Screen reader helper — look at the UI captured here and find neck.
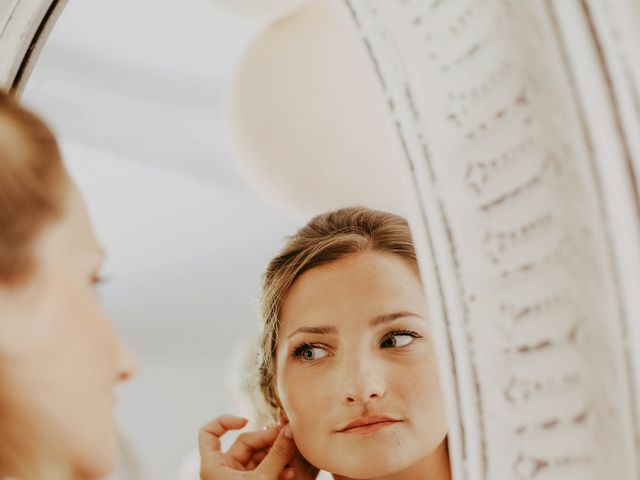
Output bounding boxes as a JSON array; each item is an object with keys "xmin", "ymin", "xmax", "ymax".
[{"xmin": 332, "ymin": 439, "xmax": 451, "ymax": 480}]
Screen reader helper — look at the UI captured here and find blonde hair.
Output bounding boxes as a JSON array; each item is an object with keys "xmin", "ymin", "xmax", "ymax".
[
  {"xmin": 0, "ymin": 90, "xmax": 70, "ymax": 479},
  {"xmin": 258, "ymin": 207, "xmax": 417, "ymax": 420},
  {"xmin": 0, "ymin": 89, "xmax": 68, "ymax": 284}
]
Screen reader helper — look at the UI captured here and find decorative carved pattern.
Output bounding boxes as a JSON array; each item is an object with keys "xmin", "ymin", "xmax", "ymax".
[{"xmin": 342, "ymin": 0, "xmax": 640, "ymax": 478}]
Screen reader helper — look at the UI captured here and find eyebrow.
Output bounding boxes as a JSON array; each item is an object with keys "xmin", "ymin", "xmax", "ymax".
[
  {"xmin": 286, "ymin": 326, "xmax": 338, "ymax": 339},
  {"xmin": 369, "ymin": 311, "xmax": 422, "ymax": 327},
  {"xmin": 286, "ymin": 311, "xmax": 422, "ymax": 339}
]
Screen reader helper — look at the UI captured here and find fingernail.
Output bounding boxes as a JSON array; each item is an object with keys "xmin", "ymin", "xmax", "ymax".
[{"xmin": 283, "ymin": 424, "xmax": 293, "ymax": 438}]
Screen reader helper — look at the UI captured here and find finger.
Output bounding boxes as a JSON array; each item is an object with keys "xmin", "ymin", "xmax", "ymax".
[
  {"xmin": 227, "ymin": 426, "xmax": 279, "ymax": 465},
  {"xmin": 279, "ymin": 466, "xmax": 296, "ymax": 480},
  {"xmin": 198, "ymin": 415, "xmax": 248, "ymax": 459},
  {"xmin": 245, "ymin": 448, "xmax": 269, "ymax": 470},
  {"xmin": 255, "ymin": 425, "xmax": 296, "ymax": 476},
  {"xmin": 250, "ymin": 449, "xmax": 269, "ymax": 465},
  {"xmin": 245, "ymin": 447, "xmax": 269, "ymax": 470}
]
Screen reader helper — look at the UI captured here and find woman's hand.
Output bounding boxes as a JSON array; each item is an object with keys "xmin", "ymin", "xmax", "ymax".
[{"xmin": 198, "ymin": 414, "xmax": 315, "ymax": 480}]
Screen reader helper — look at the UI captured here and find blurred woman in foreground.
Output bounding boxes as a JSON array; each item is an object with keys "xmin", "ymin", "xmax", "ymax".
[{"xmin": 0, "ymin": 90, "xmax": 136, "ymax": 479}]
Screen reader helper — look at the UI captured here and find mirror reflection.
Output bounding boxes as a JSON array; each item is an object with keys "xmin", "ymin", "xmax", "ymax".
[
  {"xmin": 254, "ymin": 208, "xmax": 449, "ymax": 479},
  {"xmin": 2, "ymin": 0, "xmax": 449, "ymax": 479}
]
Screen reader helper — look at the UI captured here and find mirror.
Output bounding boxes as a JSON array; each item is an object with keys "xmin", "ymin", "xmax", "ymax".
[{"xmin": 0, "ymin": 0, "xmax": 66, "ymax": 93}]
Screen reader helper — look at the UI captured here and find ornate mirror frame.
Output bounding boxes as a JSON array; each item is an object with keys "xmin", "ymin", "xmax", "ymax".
[
  {"xmin": 0, "ymin": 0, "xmax": 66, "ymax": 94},
  {"xmin": 340, "ymin": 1, "xmax": 640, "ymax": 479}
]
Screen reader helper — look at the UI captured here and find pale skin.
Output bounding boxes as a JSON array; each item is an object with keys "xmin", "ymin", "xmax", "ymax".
[
  {"xmin": 199, "ymin": 251, "xmax": 450, "ymax": 479},
  {"xmin": 0, "ymin": 182, "xmax": 136, "ymax": 479},
  {"xmin": 198, "ymin": 415, "xmax": 309, "ymax": 480}
]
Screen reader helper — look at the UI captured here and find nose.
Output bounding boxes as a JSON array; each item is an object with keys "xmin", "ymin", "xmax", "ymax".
[
  {"xmin": 339, "ymin": 351, "xmax": 386, "ymax": 405},
  {"xmin": 116, "ymin": 340, "xmax": 138, "ymax": 382}
]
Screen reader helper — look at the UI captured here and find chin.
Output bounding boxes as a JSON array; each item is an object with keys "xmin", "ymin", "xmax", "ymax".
[
  {"xmin": 332, "ymin": 461, "xmax": 407, "ymax": 479},
  {"xmin": 74, "ymin": 429, "xmax": 119, "ymax": 479},
  {"xmin": 75, "ymin": 451, "xmax": 117, "ymax": 480},
  {"xmin": 323, "ymin": 448, "xmax": 414, "ymax": 479}
]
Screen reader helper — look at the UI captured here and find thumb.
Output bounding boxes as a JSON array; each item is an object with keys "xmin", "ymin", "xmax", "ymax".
[{"xmin": 255, "ymin": 425, "xmax": 296, "ymax": 476}]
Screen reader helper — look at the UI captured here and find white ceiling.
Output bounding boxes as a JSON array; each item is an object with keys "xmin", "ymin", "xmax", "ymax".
[{"xmin": 24, "ymin": 0, "xmax": 263, "ymax": 183}]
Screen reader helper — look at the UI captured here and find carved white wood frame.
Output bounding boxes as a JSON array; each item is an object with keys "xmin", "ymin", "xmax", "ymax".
[
  {"xmin": 340, "ymin": 1, "xmax": 640, "ymax": 479},
  {"xmin": 0, "ymin": 0, "xmax": 66, "ymax": 94}
]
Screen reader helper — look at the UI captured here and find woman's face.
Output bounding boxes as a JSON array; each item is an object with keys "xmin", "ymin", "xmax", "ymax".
[
  {"xmin": 275, "ymin": 251, "xmax": 447, "ymax": 478},
  {"xmin": 0, "ymin": 184, "xmax": 136, "ymax": 478}
]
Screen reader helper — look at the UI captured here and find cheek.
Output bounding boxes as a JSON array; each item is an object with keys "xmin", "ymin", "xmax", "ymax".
[
  {"xmin": 397, "ymin": 355, "xmax": 441, "ymax": 399},
  {"xmin": 37, "ymin": 279, "xmax": 115, "ymax": 387},
  {"xmin": 277, "ymin": 365, "xmax": 337, "ymax": 469},
  {"xmin": 399, "ymin": 354, "xmax": 448, "ymax": 441},
  {"xmin": 57, "ymin": 288, "xmax": 116, "ymax": 377},
  {"xmin": 278, "ymin": 364, "xmax": 331, "ymax": 432},
  {"xmin": 43, "ymin": 285, "xmax": 120, "ymax": 472}
]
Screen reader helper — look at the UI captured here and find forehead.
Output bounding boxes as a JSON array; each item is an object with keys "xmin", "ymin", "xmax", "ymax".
[
  {"xmin": 64, "ymin": 186, "xmax": 100, "ymax": 248},
  {"xmin": 34, "ymin": 184, "xmax": 102, "ymax": 267},
  {"xmin": 279, "ymin": 251, "xmax": 426, "ymax": 333}
]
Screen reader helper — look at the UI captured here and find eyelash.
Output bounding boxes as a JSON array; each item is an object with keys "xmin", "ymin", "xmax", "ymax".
[
  {"xmin": 92, "ymin": 274, "xmax": 109, "ymax": 286},
  {"xmin": 291, "ymin": 330, "xmax": 422, "ymax": 362},
  {"xmin": 380, "ymin": 329, "xmax": 421, "ymax": 347},
  {"xmin": 291, "ymin": 342, "xmax": 316, "ymax": 359}
]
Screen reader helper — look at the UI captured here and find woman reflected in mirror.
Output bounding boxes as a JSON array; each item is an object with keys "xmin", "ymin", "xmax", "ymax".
[
  {"xmin": 200, "ymin": 207, "xmax": 450, "ymax": 479},
  {"xmin": 0, "ymin": 91, "xmax": 137, "ymax": 479}
]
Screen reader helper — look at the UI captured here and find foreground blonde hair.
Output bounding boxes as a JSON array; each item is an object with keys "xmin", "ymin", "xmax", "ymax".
[
  {"xmin": 0, "ymin": 90, "xmax": 68, "ymax": 283},
  {"xmin": 0, "ymin": 90, "xmax": 69, "ymax": 479},
  {"xmin": 258, "ymin": 207, "xmax": 418, "ymax": 420}
]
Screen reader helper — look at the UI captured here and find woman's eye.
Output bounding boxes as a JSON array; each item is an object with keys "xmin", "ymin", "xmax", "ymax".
[
  {"xmin": 91, "ymin": 273, "xmax": 108, "ymax": 286},
  {"xmin": 380, "ymin": 332, "xmax": 417, "ymax": 348},
  {"xmin": 294, "ymin": 345, "xmax": 328, "ymax": 361}
]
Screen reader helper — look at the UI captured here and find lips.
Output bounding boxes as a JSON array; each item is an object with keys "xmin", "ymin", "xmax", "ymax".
[{"xmin": 337, "ymin": 415, "xmax": 402, "ymax": 433}]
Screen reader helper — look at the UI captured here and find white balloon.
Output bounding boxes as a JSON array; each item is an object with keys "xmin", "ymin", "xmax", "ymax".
[
  {"xmin": 227, "ymin": 0, "xmax": 411, "ymax": 218},
  {"xmin": 207, "ymin": 0, "xmax": 308, "ymax": 22}
]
